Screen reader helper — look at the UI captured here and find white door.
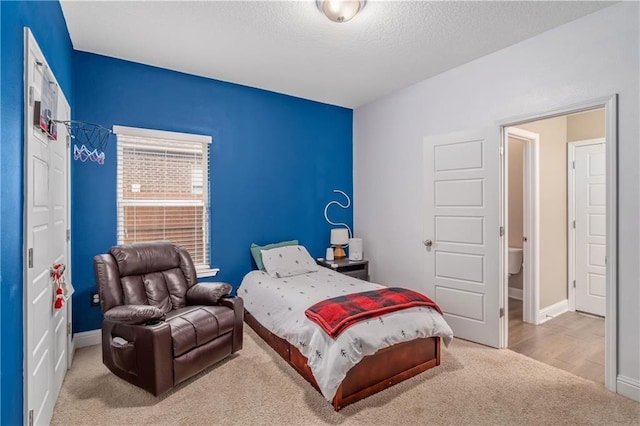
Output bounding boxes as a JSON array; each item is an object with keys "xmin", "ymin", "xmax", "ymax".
[
  {"xmin": 570, "ymin": 139, "xmax": 606, "ymax": 317},
  {"xmin": 423, "ymin": 128, "xmax": 501, "ymax": 348},
  {"xmin": 24, "ymin": 29, "xmax": 71, "ymax": 426}
]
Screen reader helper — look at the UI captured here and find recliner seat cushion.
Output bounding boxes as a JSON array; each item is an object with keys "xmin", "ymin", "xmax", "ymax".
[{"xmin": 166, "ymin": 306, "xmax": 235, "ymax": 357}]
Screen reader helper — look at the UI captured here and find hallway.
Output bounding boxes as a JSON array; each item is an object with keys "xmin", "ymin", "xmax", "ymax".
[{"xmin": 508, "ymin": 298, "xmax": 605, "ymax": 385}]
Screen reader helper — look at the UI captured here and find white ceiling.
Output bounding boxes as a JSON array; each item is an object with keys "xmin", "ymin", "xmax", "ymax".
[{"xmin": 60, "ymin": 1, "xmax": 614, "ymax": 108}]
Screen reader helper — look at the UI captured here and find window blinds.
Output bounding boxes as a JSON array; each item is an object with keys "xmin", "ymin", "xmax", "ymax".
[{"xmin": 116, "ymin": 132, "xmax": 210, "ymax": 269}]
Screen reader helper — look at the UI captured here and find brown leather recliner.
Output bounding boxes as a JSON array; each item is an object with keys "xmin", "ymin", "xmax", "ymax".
[{"xmin": 93, "ymin": 241, "xmax": 243, "ymax": 396}]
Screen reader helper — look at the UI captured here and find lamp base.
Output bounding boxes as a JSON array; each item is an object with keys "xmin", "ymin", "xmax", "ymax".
[{"xmin": 334, "ymin": 246, "xmax": 346, "ymax": 259}]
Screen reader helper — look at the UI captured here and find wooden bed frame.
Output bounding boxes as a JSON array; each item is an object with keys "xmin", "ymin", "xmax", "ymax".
[{"xmin": 244, "ymin": 310, "xmax": 441, "ymax": 410}]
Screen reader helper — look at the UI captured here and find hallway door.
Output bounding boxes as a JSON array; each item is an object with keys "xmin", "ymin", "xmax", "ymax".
[{"xmin": 570, "ymin": 139, "xmax": 606, "ymax": 317}]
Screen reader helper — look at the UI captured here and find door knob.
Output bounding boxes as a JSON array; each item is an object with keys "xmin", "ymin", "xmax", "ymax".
[{"xmin": 423, "ymin": 239, "xmax": 433, "ymax": 248}]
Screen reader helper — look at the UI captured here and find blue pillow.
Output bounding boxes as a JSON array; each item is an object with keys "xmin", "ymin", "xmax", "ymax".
[{"xmin": 250, "ymin": 240, "xmax": 298, "ymax": 270}]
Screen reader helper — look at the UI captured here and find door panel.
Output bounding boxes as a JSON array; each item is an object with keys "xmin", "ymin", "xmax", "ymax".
[
  {"xmin": 424, "ymin": 128, "xmax": 500, "ymax": 348},
  {"xmin": 435, "ymin": 216, "xmax": 484, "ymax": 245},
  {"xmin": 436, "ymin": 251, "xmax": 484, "ymax": 282},
  {"xmin": 435, "ymin": 179, "xmax": 483, "ymax": 206},
  {"xmin": 434, "ymin": 140, "xmax": 484, "ymax": 171},
  {"xmin": 435, "ymin": 287, "xmax": 485, "ymax": 321},
  {"xmin": 574, "ymin": 141, "xmax": 606, "ymax": 316}
]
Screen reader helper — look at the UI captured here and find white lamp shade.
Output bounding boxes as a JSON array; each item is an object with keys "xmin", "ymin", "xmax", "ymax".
[{"xmin": 330, "ymin": 228, "xmax": 349, "ymax": 245}]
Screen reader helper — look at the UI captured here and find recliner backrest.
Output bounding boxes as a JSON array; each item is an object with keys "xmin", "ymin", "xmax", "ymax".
[{"xmin": 95, "ymin": 241, "xmax": 198, "ymax": 314}]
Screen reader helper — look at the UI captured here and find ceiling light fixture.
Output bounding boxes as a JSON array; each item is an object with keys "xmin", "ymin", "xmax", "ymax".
[{"xmin": 316, "ymin": 0, "xmax": 366, "ymax": 23}]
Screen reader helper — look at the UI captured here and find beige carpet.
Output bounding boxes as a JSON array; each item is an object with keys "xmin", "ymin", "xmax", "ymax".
[{"xmin": 52, "ymin": 327, "xmax": 639, "ymax": 425}]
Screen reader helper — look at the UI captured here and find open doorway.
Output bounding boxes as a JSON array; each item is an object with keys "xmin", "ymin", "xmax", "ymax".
[{"xmin": 504, "ymin": 107, "xmax": 608, "ymax": 386}]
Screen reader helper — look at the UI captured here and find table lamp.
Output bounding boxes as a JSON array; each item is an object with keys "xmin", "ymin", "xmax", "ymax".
[{"xmin": 330, "ymin": 228, "xmax": 349, "ymax": 258}]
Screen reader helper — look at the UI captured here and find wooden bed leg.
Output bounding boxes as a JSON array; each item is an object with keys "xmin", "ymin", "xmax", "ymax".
[
  {"xmin": 333, "ymin": 384, "xmax": 343, "ymax": 411},
  {"xmin": 436, "ymin": 338, "xmax": 441, "ymax": 366}
]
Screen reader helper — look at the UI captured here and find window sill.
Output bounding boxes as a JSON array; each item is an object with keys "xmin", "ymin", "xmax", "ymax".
[{"xmin": 196, "ymin": 268, "xmax": 220, "ymax": 278}]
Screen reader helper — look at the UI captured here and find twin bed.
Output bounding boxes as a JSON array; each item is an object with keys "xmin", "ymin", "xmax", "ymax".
[{"xmin": 239, "ymin": 244, "xmax": 453, "ymax": 410}]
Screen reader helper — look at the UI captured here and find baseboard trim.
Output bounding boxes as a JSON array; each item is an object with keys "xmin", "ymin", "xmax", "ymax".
[
  {"xmin": 508, "ymin": 287, "xmax": 523, "ymax": 301},
  {"xmin": 69, "ymin": 337, "xmax": 75, "ymax": 360},
  {"xmin": 538, "ymin": 299, "xmax": 569, "ymax": 324},
  {"xmin": 74, "ymin": 329, "xmax": 101, "ymax": 348},
  {"xmin": 617, "ymin": 375, "xmax": 640, "ymax": 402}
]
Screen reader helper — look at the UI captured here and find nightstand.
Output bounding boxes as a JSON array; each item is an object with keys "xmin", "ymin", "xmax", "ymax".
[{"xmin": 317, "ymin": 258, "xmax": 369, "ymax": 281}]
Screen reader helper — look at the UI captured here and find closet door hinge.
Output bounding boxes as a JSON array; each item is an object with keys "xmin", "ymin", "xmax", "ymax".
[
  {"xmin": 499, "ymin": 226, "xmax": 504, "ymax": 237},
  {"xmin": 67, "ymin": 322, "xmax": 71, "ymax": 336},
  {"xmin": 28, "ymin": 248, "xmax": 34, "ymax": 268},
  {"xmin": 66, "ymin": 229, "xmax": 70, "ymax": 242},
  {"xmin": 572, "ymin": 220, "xmax": 576, "ymax": 229},
  {"xmin": 28, "ymin": 409, "xmax": 34, "ymax": 426},
  {"xmin": 573, "ymin": 280, "xmax": 576, "ymax": 288},
  {"xmin": 500, "ymin": 307, "xmax": 505, "ymax": 318},
  {"xmin": 572, "ymin": 161, "xmax": 575, "ymax": 169}
]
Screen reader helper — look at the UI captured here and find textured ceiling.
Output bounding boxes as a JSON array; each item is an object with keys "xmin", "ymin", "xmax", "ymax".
[{"xmin": 60, "ymin": 1, "xmax": 614, "ymax": 108}]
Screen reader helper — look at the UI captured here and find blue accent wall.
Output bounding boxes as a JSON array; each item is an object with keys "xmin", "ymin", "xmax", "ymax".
[
  {"xmin": 0, "ymin": 1, "xmax": 4, "ymax": 418},
  {"xmin": 0, "ymin": 1, "xmax": 74, "ymax": 424},
  {"xmin": 72, "ymin": 52, "xmax": 353, "ymax": 333}
]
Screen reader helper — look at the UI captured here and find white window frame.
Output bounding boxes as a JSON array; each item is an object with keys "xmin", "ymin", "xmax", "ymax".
[{"xmin": 113, "ymin": 125, "xmax": 218, "ymax": 278}]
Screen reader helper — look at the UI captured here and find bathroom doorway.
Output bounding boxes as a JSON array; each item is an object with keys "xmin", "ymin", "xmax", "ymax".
[
  {"xmin": 504, "ymin": 107, "xmax": 608, "ymax": 386},
  {"xmin": 504, "ymin": 127, "xmax": 539, "ymax": 325}
]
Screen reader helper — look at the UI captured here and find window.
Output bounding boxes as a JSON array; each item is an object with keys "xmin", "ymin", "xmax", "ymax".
[{"xmin": 115, "ymin": 126, "xmax": 215, "ymax": 275}]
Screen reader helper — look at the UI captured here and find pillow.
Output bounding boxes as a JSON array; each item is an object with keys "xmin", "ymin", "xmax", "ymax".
[
  {"xmin": 261, "ymin": 245, "xmax": 319, "ymax": 278},
  {"xmin": 250, "ymin": 239, "xmax": 298, "ymax": 270}
]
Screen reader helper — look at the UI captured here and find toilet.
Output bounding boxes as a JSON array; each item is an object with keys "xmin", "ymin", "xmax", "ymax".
[{"xmin": 508, "ymin": 247, "xmax": 523, "ymax": 276}]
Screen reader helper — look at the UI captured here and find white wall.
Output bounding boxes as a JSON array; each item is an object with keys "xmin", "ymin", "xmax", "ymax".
[
  {"xmin": 507, "ymin": 137, "xmax": 523, "ymax": 292},
  {"xmin": 354, "ymin": 2, "xmax": 638, "ymax": 398},
  {"xmin": 508, "ymin": 137, "xmax": 524, "ymax": 250},
  {"xmin": 567, "ymin": 108, "xmax": 605, "ymax": 142},
  {"xmin": 518, "ymin": 116, "xmax": 569, "ymax": 309}
]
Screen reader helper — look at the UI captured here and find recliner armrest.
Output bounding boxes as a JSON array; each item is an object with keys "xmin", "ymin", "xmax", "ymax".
[
  {"xmin": 218, "ymin": 295, "xmax": 243, "ymax": 312},
  {"xmin": 219, "ymin": 296, "xmax": 243, "ymax": 353},
  {"xmin": 104, "ymin": 305, "xmax": 165, "ymax": 325},
  {"xmin": 102, "ymin": 318, "xmax": 173, "ymax": 396},
  {"xmin": 186, "ymin": 282, "xmax": 232, "ymax": 306}
]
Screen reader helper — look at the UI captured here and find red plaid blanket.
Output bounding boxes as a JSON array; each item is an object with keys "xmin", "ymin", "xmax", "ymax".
[{"xmin": 305, "ymin": 287, "xmax": 443, "ymax": 339}]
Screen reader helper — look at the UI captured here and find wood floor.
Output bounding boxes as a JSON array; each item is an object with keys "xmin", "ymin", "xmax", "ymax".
[{"xmin": 508, "ymin": 298, "xmax": 605, "ymax": 385}]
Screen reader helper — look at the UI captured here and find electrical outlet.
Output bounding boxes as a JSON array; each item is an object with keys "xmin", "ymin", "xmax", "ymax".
[{"xmin": 90, "ymin": 291, "xmax": 100, "ymax": 307}]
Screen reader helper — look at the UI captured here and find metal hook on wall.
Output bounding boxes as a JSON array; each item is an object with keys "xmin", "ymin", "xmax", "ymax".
[{"xmin": 324, "ymin": 189, "xmax": 352, "ymax": 238}]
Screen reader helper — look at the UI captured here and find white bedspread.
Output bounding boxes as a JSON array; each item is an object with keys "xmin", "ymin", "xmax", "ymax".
[{"xmin": 238, "ymin": 268, "xmax": 454, "ymax": 401}]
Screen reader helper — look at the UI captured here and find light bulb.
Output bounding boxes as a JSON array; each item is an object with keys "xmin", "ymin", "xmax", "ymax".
[{"xmin": 317, "ymin": 0, "xmax": 366, "ymax": 23}]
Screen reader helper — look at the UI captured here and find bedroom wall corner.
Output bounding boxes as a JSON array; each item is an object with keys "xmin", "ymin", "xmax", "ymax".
[
  {"xmin": 71, "ymin": 52, "xmax": 353, "ymax": 334},
  {"xmin": 353, "ymin": 1, "xmax": 639, "ymax": 395}
]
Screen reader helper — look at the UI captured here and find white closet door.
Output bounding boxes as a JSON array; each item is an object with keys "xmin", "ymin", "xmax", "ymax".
[{"xmin": 24, "ymin": 28, "xmax": 71, "ymax": 426}]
